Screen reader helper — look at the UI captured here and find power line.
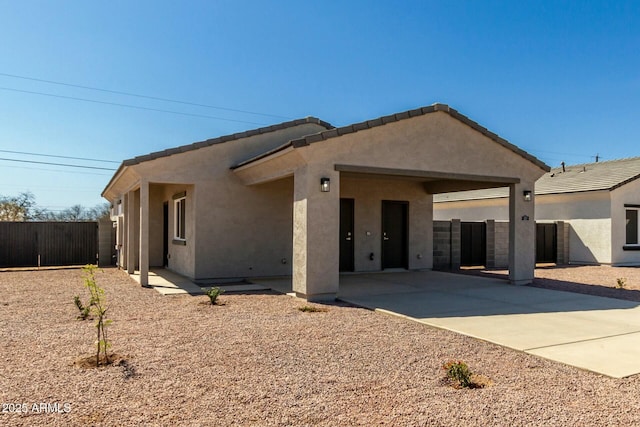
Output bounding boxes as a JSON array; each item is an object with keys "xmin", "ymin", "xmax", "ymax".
[
  {"xmin": 1, "ymin": 164, "xmax": 112, "ymax": 176},
  {"xmin": 0, "ymin": 71, "xmax": 292, "ymax": 120},
  {"xmin": 0, "ymin": 149, "xmax": 119, "ymax": 164},
  {"xmin": 0, "ymin": 86, "xmax": 269, "ymax": 125},
  {"xmin": 0, "ymin": 157, "xmax": 116, "ymax": 171}
]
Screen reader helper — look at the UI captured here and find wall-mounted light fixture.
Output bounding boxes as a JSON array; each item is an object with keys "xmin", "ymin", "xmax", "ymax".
[
  {"xmin": 523, "ymin": 190, "xmax": 532, "ymax": 201},
  {"xmin": 320, "ymin": 177, "xmax": 330, "ymax": 192}
]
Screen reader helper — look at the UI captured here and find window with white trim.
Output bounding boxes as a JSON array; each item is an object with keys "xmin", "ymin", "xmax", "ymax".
[
  {"xmin": 174, "ymin": 193, "xmax": 186, "ymax": 241},
  {"xmin": 627, "ymin": 208, "xmax": 639, "ymax": 245}
]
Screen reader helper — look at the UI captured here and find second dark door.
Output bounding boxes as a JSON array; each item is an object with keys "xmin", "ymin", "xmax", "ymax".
[
  {"xmin": 461, "ymin": 222, "xmax": 486, "ymax": 267},
  {"xmin": 382, "ymin": 201, "xmax": 408, "ymax": 269},
  {"xmin": 536, "ymin": 223, "xmax": 557, "ymax": 263},
  {"xmin": 163, "ymin": 202, "xmax": 169, "ymax": 267},
  {"xmin": 340, "ymin": 198, "xmax": 355, "ymax": 272}
]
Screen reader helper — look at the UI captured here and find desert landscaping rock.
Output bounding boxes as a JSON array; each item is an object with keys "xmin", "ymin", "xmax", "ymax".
[{"xmin": 1, "ymin": 267, "xmax": 640, "ymax": 426}]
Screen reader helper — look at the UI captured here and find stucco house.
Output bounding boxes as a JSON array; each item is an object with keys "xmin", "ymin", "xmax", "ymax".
[
  {"xmin": 102, "ymin": 103, "xmax": 549, "ymax": 301},
  {"xmin": 434, "ymin": 157, "xmax": 640, "ymax": 266}
]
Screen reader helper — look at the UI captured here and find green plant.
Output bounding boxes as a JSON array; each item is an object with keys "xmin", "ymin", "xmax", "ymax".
[
  {"xmin": 616, "ymin": 278, "xmax": 627, "ymax": 289},
  {"xmin": 82, "ymin": 264, "xmax": 112, "ymax": 366},
  {"xmin": 203, "ymin": 287, "xmax": 224, "ymax": 305},
  {"xmin": 73, "ymin": 295, "xmax": 90, "ymax": 320},
  {"xmin": 298, "ymin": 305, "xmax": 328, "ymax": 313},
  {"xmin": 443, "ymin": 360, "xmax": 473, "ymax": 388}
]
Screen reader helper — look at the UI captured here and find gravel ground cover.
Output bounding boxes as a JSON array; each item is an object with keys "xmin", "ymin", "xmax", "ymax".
[{"xmin": 1, "ymin": 267, "xmax": 640, "ymax": 426}]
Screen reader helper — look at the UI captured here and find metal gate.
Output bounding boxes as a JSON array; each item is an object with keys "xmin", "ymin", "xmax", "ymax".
[
  {"xmin": 461, "ymin": 222, "xmax": 486, "ymax": 267},
  {"xmin": 0, "ymin": 222, "xmax": 98, "ymax": 267},
  {"xmin": 536, "ymin": 223, "xmax": 557, "ymax": 263}
]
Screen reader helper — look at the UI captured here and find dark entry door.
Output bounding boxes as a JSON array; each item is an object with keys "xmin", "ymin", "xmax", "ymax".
[
  {"xmin": 536, "ymin": 223, "xmax": 557, "ymax": 263},
  {"xmin": 382, "ymin": 201, "xmax": 408, "ymax": 269},
  {"xmin": 163, "ymin": 202, "xmax": 169, "ymax": 267},
  {"xmin": 461, "ymin": 222, "xmax": 486, "ymax": 267},
  {"xmin": 340, "ymin": 198, "xmax": 355, "ymax": 272}
]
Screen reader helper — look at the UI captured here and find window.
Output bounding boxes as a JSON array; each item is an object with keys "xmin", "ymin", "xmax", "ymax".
[
  {"xmin": 173, "ymin": 192, "xmax": 186, "ymax": 242},
  {"xmin": 627, "ymin": 209, "xmax": 639, "ymax": 245}
]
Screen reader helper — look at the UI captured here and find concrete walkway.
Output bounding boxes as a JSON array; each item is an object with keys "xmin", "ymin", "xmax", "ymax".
[
  {"xmin": 254, "ymin": 270, "xmax": 640, "ymax": 378},
  {"xmin": 129, "ymin": 269, "xmax": 269, "ymax": 295}
]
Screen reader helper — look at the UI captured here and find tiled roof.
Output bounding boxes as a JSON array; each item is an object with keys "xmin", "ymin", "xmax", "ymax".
[
  {"xmin": 122, "ymin": 117, "xmax": 333, "ymax": 167},
  {"xmin": 102, "ymin": 116, "xmax": 333, "ymax": 198},
  {"xmin": 434, "ymin": 157, "xmax": 640, "ymax": 202},
  {"xmin": 233, "ymin": 103, "xmax": 550, "ymax": 171}
]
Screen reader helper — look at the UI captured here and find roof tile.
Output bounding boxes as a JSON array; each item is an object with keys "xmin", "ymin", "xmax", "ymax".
[{"xmin": 434, "ymin": 157, "xmax": 640, "ymax": 202}]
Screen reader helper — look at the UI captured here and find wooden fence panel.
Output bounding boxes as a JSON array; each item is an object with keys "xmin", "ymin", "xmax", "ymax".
[{"xmin": 0, "ymin": 222, "xmax": 98, "ymax": 268}]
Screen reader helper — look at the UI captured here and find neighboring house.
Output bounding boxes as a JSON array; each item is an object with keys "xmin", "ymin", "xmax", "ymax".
[
  {"xmin": 102, "ymin": 103, "xmax": 549, "ymax": 301},
  {"xmin": 434, "ymin": 157, "xmax": 640, "ymax": 266}
]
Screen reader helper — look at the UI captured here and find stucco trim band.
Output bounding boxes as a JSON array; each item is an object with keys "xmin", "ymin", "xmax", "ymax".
[{"xmin": 334, "ymin": 164, "xmax": 521, "ymax": 184}]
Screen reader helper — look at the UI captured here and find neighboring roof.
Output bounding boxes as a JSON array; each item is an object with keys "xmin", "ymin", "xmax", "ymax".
[
  {"xmin": 434, "ymin": 156, "xmax": 640, "ymax": 202},
  {"xmin": 233, "ymin": 103, "xmax": 550, "ymax": 172},
  {"xmin": 102, "ymin": 116, "xmax": 333, "ymax": 197}
]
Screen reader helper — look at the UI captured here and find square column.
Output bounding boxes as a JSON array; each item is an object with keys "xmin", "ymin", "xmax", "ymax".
[
  {"xmin": 292, "ymin": 166, "xmax": 340, "ymax": 301},
  {"xmin": 508, "ymin": 182, "xmax": 536, "ymax": 284},
  {"xmin": 139, "ymin": 180, "xmax": 150, "ymax": 287},
  {"xmin": 126, "ymin": 190, "xmax": 137, "ymax": 274},
  {"xmin": 121, "ymin": 196, "xmax": 128, "ymax": 270}
]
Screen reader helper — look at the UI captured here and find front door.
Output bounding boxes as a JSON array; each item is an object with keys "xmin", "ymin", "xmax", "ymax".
[
  {"xmin": 339, "ymin": 198, "xmax": 355, "ymax": 272},
  {"xmin": 382, "ymin": 201, "xmax": 408, "ymax": 269},
  {"xmin": 163, "ymin": 202, "xmax": 169, "ymax": 267}
]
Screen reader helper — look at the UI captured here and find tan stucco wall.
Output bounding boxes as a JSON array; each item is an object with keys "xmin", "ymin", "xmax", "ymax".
[
  {"xmin": 434, "ymin": 197, "xmax": 510, "ymax": 221},
  {"xmin": 299, "ymin": 113, "xmax": 543, "ymax": 185},
  {"xmin": 341, "ymin": 176, "xmax": 433, "ymax": 271},
  {"xmin": 611, "ymin": 179, "xmax": 640, "ymax": 265},
  {"xmin": 109, "ymin": 123, "xmax": 326, "ymax": 280}
]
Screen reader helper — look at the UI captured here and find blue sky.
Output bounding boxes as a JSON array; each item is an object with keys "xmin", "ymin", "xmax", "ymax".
[{"xmin": 1, "ymin": 1, "xmax": 639, "ymax": 210}]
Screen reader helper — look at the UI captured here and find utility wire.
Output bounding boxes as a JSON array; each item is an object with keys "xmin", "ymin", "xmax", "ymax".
[
  {"xmin": 0, "ymin": 157, "xmax": 116, "ymax": 171},
  {"xmin": 1, "ymin": 164, "xmax": 112, "ymax": 176},
  {"xmin": 0, "ymin": 86, "xmax": 269, "ymax": 125},
  {"xmin": 0, "ymin": 72, "xmax": 292, "ymax": 120},
  {"xmin": 0, "ymin": 149, "xmax": 119, "ymax": 164}
]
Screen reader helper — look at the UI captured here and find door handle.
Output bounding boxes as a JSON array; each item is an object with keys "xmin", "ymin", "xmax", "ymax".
[
  {"xmin": 346, "ymin": 232, "xmax": 352, "ymax": 241},
  {"xmin": 383, "ymin": 232, "xmax": 389, "ymax": 241}
]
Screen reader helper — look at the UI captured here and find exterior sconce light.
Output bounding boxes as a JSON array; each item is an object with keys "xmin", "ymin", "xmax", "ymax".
[
  {"xmin": 320, "ymin": 177, "xmax": 330, "ymax": 192},
  {"xmin": 523, "ymin": 190, "xmax": 532, "ymax": 201}
]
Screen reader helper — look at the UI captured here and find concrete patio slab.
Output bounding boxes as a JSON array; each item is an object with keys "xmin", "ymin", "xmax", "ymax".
[
  {"xmin": 527, "ymin": 332, "xmax": 640, "ymax": 378},
  {"xmin": 331, "ymin": 271, "xmax": 640, "ymax": 378}
]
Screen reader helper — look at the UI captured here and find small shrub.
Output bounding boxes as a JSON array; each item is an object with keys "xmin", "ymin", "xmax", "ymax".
[
  {"xmin": 616, "ymin": 278, "xmax": 627, "ymax": 289},
  {"xmin": 203, "ymin": 287, "xmax": 224, "ymax": 305},
  {"xmin": 298, "ymin": 305, "xmax": 328, "ymax": 313},
  {"xmin": 443, "ymin": 360, "xmax": 473, "ymax": 388},
  {"xmin": 82, "ymin": 265, "xmax": 112, "ymax": 366},
  {"xmin": 73, "ymin": 295, "xmax": 90, "ymax": 320}
]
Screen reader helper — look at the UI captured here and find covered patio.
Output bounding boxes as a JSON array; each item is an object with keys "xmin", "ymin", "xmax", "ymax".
[{"xmin": 232, "ymin": 104, "xmax": 548, "ymax": 301}]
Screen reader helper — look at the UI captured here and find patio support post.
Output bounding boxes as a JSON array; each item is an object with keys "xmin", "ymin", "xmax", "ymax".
[
  {"xmin": 126, "ymin": 190, "xmax": 136, "ymax": 274},
  {"xmin": 139, "ymin": 180, "xmax": 150, "ymax": 287},
  {"xmin": 121, "ymin": 194, "xmax": 128, "ymax": 270},
  {"xmin": 292, "ymin": 165, "xmax": 340, "ymax": 301},
  {"xmin": 508, "ymin": 182, "xmax": 536, "ymax": 285}
]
